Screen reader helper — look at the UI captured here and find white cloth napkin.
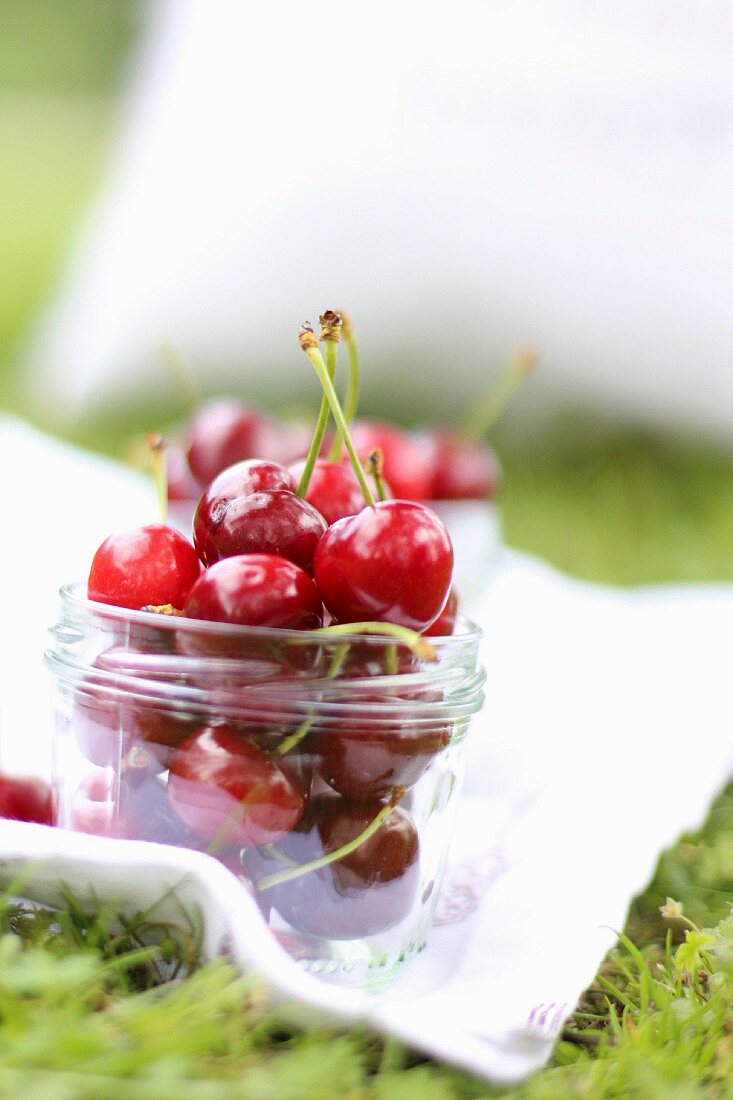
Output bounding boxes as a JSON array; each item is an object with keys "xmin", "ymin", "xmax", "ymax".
[
  {"xmin": 24, "ymin": 0, "xmax": 733, "ymax": 436},
  {"xmin": 1, "ymin": 415, "xmax": 731, "ymax": 1084}
]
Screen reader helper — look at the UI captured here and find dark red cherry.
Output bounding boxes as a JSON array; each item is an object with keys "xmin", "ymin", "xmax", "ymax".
[
  {"xmin": 246, "ymin": 795, "xmax": 419, "ymax": 939},
  {"xmin": 196, "ymin": 458, "xmax": 296, "ymax": 519},
  {"xmin": 185, "ymin": 399, "xmax": 285, "ymax": 486},
  {"xmin": 194, "ymin": 489, "xmax": 326, "ymax": 572},
  {"xmin": 288, "ymin": 458, "xmax": 372, "ymax": 526},
  {"xmin": 168, "ymin": 726, "xmax": 305, "ymax": 846},
  {"xmin": 313, "ymin": 500, "xmax": 453, "ymax": 631},
  {"xmin": 428, "ymin": 431, "xmax": 501, "ymax": 500},
  {"xmin": 74, "ymin": 674, "xmax": 198, "ymax": 770},
  {"xmin": 0, "ymin": 775, "xmax": 55, "ymax": 825},
  {"xmin": 166, "ymin": 443, "xmax": 201, "ymax": 502},
  {"xmin": 351, "ymin": 421, "xmax": 434, "ymax": 501},
  {"xmin": 313, "ymin": 703, "xmax": 451, "ymax": 800},
  {"xmin": 422, "ymin": 587, "xmax": 458, "ymax": 637},
  {"xmin": 88, "ymin": 525, "xmax": 201, "ymax": 610},
  {"xmin": 184, "ymin": 554, "xmax": 323, "ymax": 630}
]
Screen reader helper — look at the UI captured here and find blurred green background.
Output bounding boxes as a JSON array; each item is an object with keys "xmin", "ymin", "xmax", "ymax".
[{"xmin": 1, "ymin": 0, "xmax": 732, "ymax": 588}]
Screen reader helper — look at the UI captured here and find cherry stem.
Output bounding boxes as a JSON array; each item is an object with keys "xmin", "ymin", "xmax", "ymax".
[
  {"xmin": 259, "ymin": 844, "xmax": 297, "ymax": 868},
  {"xmin": 317, "ymin": 621, "xmax": 437, "ymax": 662},
  {"xmin": 158, "ymin": 341, "xmax": 200, "ymax": 414},
  {"xmin": 461, "ymin": 346, "xmax": 538, "ymax": 442},
  {"xmin": 326, "ymin": 641, "xmax": 351, "ymax": 679},
  {"xmin": 296, "ymin": 314, "xmax": 341, "ymax": 498},
  {"xmin": 366, "ymin": 449, "xmax": 388, "ymax": 502},
  {"xmin": 327, "ymin": 310, "xmax": 360, "ymax": 462},
  {"xmin": 256, "ymin": 789, "xmax": 404, "ymax": 892},
  {"xmin": 299, "ymin": 322, "xmax": 375, "ymax": 507},
  {"xmin": 148, "ymin": 434, "xmax": 168, "ymax": 524},
  {"xmin": 273, "ymin": 716, "xmax": 314, "ymax": 757}
]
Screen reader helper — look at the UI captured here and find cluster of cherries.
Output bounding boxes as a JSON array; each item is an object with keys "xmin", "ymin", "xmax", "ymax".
[
  {"xmin": 5, "ymin": 313, "xmax": 524, "ymax": 941},
  {"xmin": 71, "ymin": 313, "xmax": 468, "ymax": 940},
  {"xmin": 166, "ymin": 319, "xmax": 535, "ymax": 508}
]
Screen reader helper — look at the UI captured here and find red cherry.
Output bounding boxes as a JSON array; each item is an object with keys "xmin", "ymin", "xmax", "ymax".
[
  {"xmin": 313, "ymin": 500, "xmax": 453, "ymax": 631},
  {"xmin": 166, "ymin": 443, "xmax": 201, "ymax": 502},
  {"xmin": 0, "ymin": 775, "xmax": 55, "ymax": 825},
  {"xmin": 184, "ymin": 554, "xmax": 323, "ymax": 630},
  {"xmin": 428, "ymin": 431, "xmax": 501, "ymax": 500},
  {"xmin": 422, "ymin": 587, "xmax": 458, "ymax": 637},
  {"xmin": 288, "ymin": 458, "xmax": 375, "ymax": 526},
  {"xmin": 88, "ymin": 525, "xmax": 201, "ymax": 610},
  {"xmin": 194, "ymin": 489, "xmax": 326, "ymax": 573},
  {"xmin": 185, "ymin": 399, "xmax": 285, "ymax": 486},
  {"xmin": 74, "ymin": 659, "xmax": 199, "ymax": 770},
  {"xmin": 168, "ymin": 726, "xmax": 305, "ymax": 846},
  {"xmin": 313, "ymin": 699, "xmax": 451, "ymax": 800},
  {"xmin": 245, "ymin": 795, "xmax": 420, "ymax": 939},
  {"xmin": 350, "ymin": 421, "xmax": 434, "ymax": 501}
]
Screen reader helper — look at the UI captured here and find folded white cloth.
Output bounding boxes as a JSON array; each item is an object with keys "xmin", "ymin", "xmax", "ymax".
[{"xmin": 1, "ymin": 417, "xmax": 731, "ymax": 1083}]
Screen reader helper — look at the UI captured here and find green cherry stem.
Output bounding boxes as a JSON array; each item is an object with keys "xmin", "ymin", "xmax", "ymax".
[
  {"xmin": 272, "ymin": 717, "xmax": 314, "ymax": 758},
  {"xmin": 158, "ymin": 341, "xmax": 200, "ymax": 414},
  {"xmin": 296, "ymin": 312, "xmax": 342, "ymax": 498},
  {"xmin": 366, "ymin": 449, "xmax": 388, "ymax": 502},
  {"xmin": 148, "ymin": 434, "xmax": 168, "ymax": 524},
  {"xmin": 327, "ymin": 309, "xmax": 360, "ymax": 462},
  {"xmin": 317, "ymin": 621, "xmax": 437, "ymax": 662},
  {"xmin": 299, "ymin": 322, "xmax": 375, "ymax": 507},
  {"xmin": 256, "ymin": 788, "xmax": 405, "ymax": 893},
  {"xmin": 461, "ymin": 346, "xmax": 538, "ymax": 443}
]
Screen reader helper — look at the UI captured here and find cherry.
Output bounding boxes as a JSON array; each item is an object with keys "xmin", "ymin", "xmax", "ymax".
[
  {"xmin": 350, "ymin": 421, "xmax": 434, "ymax": 501},
  {"xmin": 246, "ymin": 795, "xmax": 420, "ymax": 939},
  {"xmin": 422, "ymin": 587, "xmax": 458, "ymax": 637},
  {"xmin": 184, "ymin": 554, "xmax": 323, "ymax": 630},
  {"xmin": 428, "ymin": 431, "xmax": 500, "ymax": 501},
  {"xmin": 194, "ymin": 489, "xmax": 326, "ymax": 573},
  {"xmin": 167, "ymin": 726, "xmax": 305, "ymax": 846},
  {"xmin": 0, "ymin": 775, "xmax": 55, "ymax": 825},
  {"xmin": 166, "ymin": 442, "xmax": 201, "ymax": 502},
  {"xmin": 185, "ymin": 399, "xmax": 286, "ymax": 486},
  {"xmin": 196, "ymin": 458, "xmax": 296, "ymax": 517},
  {"xmin": 88, "ymin": 525, "xmax": 201, "ymax": 610},
  {"xmin": 313, "ymin": 701, "xmax": 451, "ymax": 800},
  {"xmin": 313, "ymin": 500, "xmax": 453, "ymax": 631},
  {"xmin": 74, "ymin": 664, "xmax": 198, "ymax": 769},
  {"xmin": 288, "ymin": 458, "xmax": 370, "ymax": 526}
]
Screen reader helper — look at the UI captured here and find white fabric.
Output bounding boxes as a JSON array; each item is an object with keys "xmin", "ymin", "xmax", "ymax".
[
  {"xmin": 23, "ymin": 0, "xmax": 733, "ymax": 435},
  {"xmin": 1, "ymin": 416, "xmax": 731, "ymax": 1083}
]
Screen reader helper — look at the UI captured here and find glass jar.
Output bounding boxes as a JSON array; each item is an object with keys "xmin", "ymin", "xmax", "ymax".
[{"xmin": 47, "ymin": 583, "xmax": 485, "ymax": 990}]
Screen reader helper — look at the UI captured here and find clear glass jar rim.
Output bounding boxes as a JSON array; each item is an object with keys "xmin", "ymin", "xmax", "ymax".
[{"xmin": 59, "ymin": 582, "xmax": 483, "ymax": 650}]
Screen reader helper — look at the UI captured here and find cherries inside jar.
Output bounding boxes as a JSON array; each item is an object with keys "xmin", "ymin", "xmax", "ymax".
[{"xmin": 48, "ymin": 584, "xmax": 484, "ymax": 989}]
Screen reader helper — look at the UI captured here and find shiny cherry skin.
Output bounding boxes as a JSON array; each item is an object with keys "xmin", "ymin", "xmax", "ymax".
[
  {"xmin": 194, "ymin": 489, "xmax": 326, "ymax": 573},
  {"xmin": 166, "ymin": 443, "xmax": 201, "ymax": 502},
  {"xmin": 288, "ymin": 458, "xmax": 379, "ymax": 526},
  {"xmin": 0, "ymin": 775, "xmax": 55, "ymax": 825},
  {"xmin": 313, "ymin": 500, "xmax": 453, "ymax": 631},
  {"xmin": 422, "ymin": 587, "xmax": 458, "ymax": 637},
  {"xmin": 185, "ymin": 399, "xmax": 286, "ymax": 486},
  {"xmin": 428, "ymin": 431, "xmax": 501, "ymax": 500},
  {"xmin": 350, "ymin": 420, "xmax": 434, "ymax": 501},
  {"xmin": 193, "ymin": 459, "xmax": 307, "ymax": 567},
  {"xmin": 88, "ymin": 525, "xmax": 201, "ymax": 610},
  {"xmin": 74, "ymin": 659, "xmax": 199, "ymax": 770},
  {"xmin": 184, "ymin": 554, "xmax": 323, "ymax": 630},
  {"xmin": 245, "ymin": 795, "xmax": 420, "ymax": 939},
  {"xmin": 168, "ymin": 726, "xmax": 305, "ymax": 847},
  {"xmin": 313, "ymin": 701, "xmax": 451, "ymax": 800}
]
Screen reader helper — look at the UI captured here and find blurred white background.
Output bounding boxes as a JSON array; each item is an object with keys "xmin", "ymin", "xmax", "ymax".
[{"xmin": 22, "ymin": 0, "xmax": 733, "ymax": 433}]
